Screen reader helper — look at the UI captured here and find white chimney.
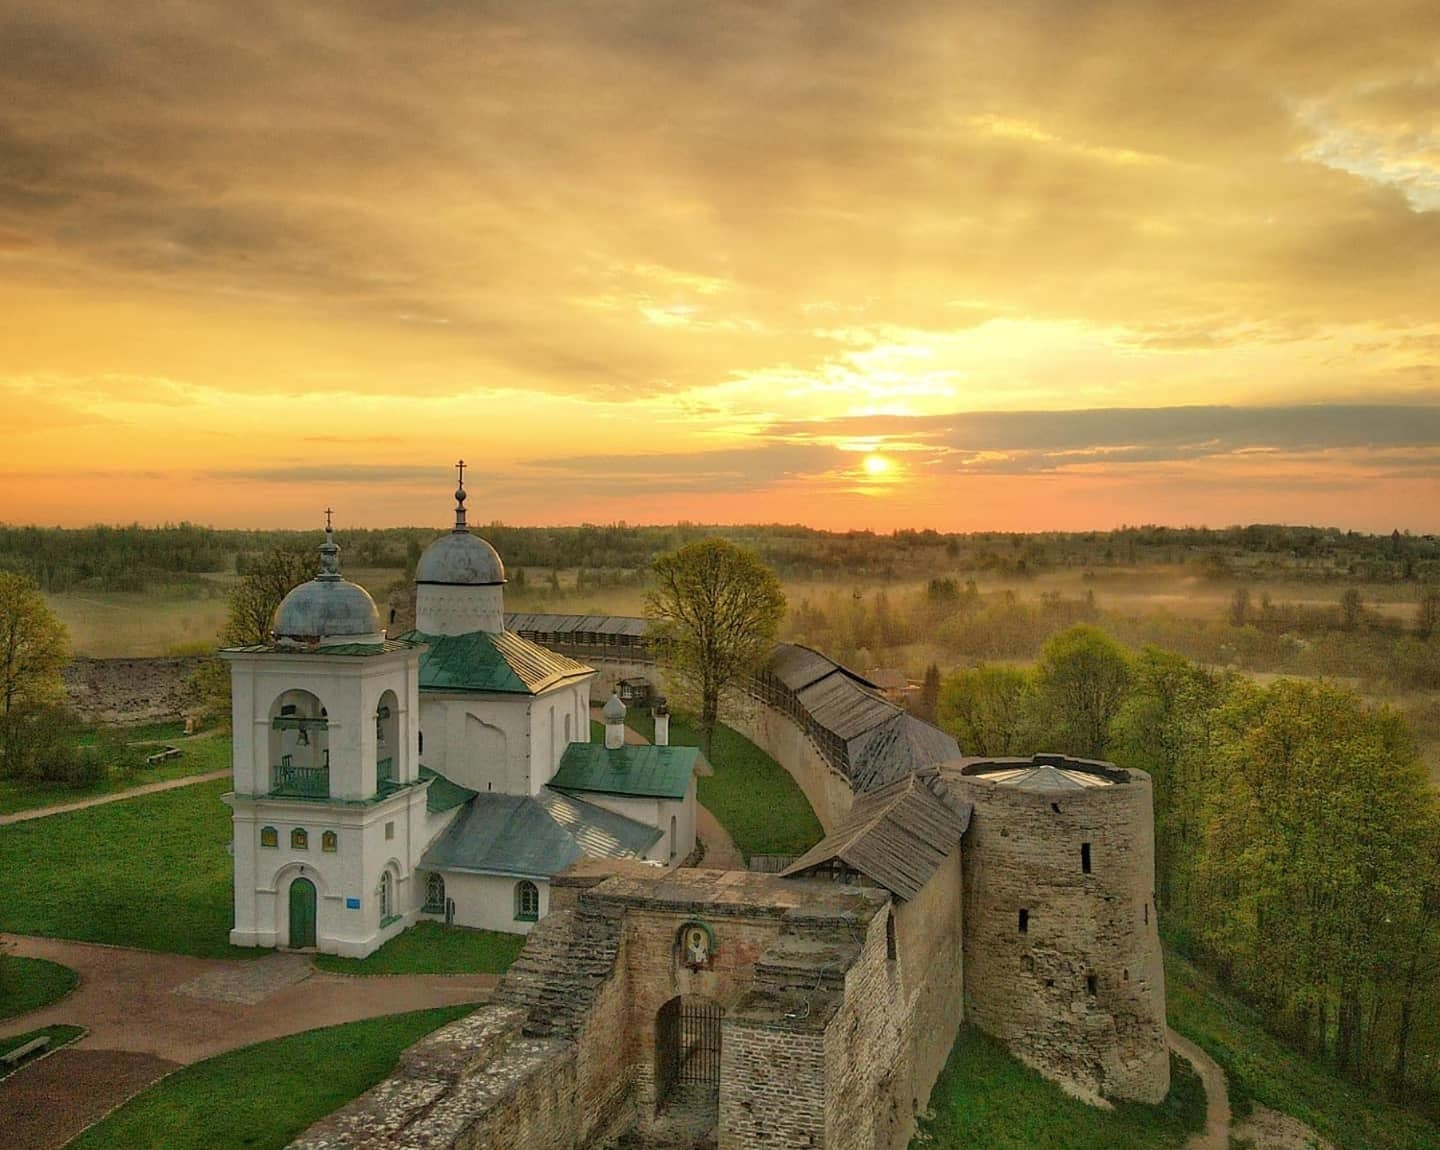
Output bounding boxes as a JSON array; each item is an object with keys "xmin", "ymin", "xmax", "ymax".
[{"xmin": 653, "ymin": 696, "xmax": 669, "ymax": 747}]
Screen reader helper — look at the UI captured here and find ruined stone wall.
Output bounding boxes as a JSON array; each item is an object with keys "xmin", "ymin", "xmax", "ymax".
[
  {"xmin": 943, "ymin": 767, "xmax": 1169, "ymax": 1104},
  {"xmin": 62, "ymin": 655, "xmax": 206, "ymax": 724},
  {"xmin": 893, "ymin": 845, "xmax": 965, "ymax": 1123},
  {"xmin": 721, "ymin": 1011, "xmax": 827, "ymax": 1149},
  {"xmin": 725, "ymin": 693, "xmax": 855, "ymax": 833}
]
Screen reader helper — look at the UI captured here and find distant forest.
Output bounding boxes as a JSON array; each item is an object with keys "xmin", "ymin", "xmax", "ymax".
[{"xmin": 2, "ymin": 521, "xmax": 1439, "ymax": 594}]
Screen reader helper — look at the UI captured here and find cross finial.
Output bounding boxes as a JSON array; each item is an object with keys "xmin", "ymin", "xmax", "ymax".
[
  {"xmin": 324, "ymin": 507, "xmax": 334, "ymax": 532},
  {"xmin": 453, "ymin": 460, "xmax": 469, "ymax": 531},
  {"xmin": 455, "ymin": 460, "xmax": 466, "ymax": 489}
]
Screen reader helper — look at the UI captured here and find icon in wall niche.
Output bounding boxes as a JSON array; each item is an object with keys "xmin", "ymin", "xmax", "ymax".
[{"xmin": 679, "ymin": 921, "xmax": 715, "ymax": 971}]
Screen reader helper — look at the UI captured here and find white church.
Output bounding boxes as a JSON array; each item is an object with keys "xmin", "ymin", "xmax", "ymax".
[{"xmin": 221, "ymin": 466, "xmax": 698, "ymax": 957}]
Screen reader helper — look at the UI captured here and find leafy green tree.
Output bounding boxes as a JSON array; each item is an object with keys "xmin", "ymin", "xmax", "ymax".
[
  {"xmin": 938, "ymin": 665, "xmax": 1035, "ymax": 756},
  {"xmin": 222, "ymin": 547, "xmax": 317, "ymax": 647},
  {"xmin": 0, "ymin": 571, "xmax": 70, "ymax": 716},
  {"xmin": 1032, "ymin": 625, "xmax": 1132, "ymax": 758},
  {"xmin": 644, "ymin": 538, "xmax": 785, "ymax": 748}
]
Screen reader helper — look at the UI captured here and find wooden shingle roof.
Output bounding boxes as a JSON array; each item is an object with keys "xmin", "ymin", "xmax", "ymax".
[{"xmin": 781, "ymin": 770, "xmax": 971, "ymax": 901}]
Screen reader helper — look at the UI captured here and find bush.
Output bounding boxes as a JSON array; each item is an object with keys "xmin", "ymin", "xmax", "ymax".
[{"xmin": 0, "ymin": 703, "xmax": 86, "ymax": 784}]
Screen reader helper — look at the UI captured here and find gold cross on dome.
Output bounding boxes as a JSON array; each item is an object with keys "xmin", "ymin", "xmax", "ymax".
[
  {"xmin": 324, "ymin": 507, "xmax": 334, "ymax": 531},
  {"xmin": 455, "ymin": 459, "xmax": 466, "ymax": 488}
]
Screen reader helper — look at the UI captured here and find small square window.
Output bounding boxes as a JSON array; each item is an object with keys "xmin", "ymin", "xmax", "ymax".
[
  {"xmin": 322, "ymin": 831, "xmax": 338, "ymax": 853},
  {"xmin": 260, "ymin": 826, "xmax": 278, "ymax": 848},
  {"xmin": 291, "ymin": 828, "xmax": 308, "ymax": 850},
  {"xmin": 385, "ymin": 821, "xmax": 395, "ymax": 841}
]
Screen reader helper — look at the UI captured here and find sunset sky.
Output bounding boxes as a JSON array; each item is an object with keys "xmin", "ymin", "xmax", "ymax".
[{"xmin": 2, "ymin": 1, "xmax": 1439, "ymax": 532}]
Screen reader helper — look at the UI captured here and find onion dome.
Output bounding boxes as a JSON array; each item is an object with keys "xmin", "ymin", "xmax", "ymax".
[
  {"xmin": 272, "ymin": 513, "xmax": 383, "ymax": 646},
  {"xmin": 602, "ymin": 692, "xmax": 627, "ymax": 722},
  {"xmin": 415, "ymin": 460, "xmax": 506, "ymax": 586}
]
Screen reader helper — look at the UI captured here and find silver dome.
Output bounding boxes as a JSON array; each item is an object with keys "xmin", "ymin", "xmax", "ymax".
[
  {"xmin": 415, "ymin": 530, "xmax": 506, "ymax": 586},
  {"xmin": 602, "ymin": 692, "xmax": 627, "ymax": 721},
  {"xmin": 273, "ymin": 578, "xmax": 382, "ymax": 644}
]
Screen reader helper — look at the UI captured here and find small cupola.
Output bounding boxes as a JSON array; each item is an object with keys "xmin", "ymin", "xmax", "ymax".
[
  {"xmin": 271, "ymin": 511, "xmax": 384, "ymax": 647},
  {"xmin": 603, "ymin": 691, "xmax": 627, "ymax": 750},
  {"xmin": 414, "ymin": 460, "xmax": 509, "ymax": 635}
]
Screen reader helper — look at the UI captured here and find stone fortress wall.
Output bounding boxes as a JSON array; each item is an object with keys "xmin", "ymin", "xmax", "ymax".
[
  {"xmin": 61, "ymin": 655, "xmax": 206, "ymax": 724},
  {"xmin": 942, "ymin": 756, "xmax": 1170, "ymax": 1104}
]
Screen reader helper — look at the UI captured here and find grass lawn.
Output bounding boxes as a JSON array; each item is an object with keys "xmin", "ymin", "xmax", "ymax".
[
  {"xmin": 0, "ymin": 730, "xmax": 232, "ymax": 816},
  {"xmin": 314, "ymin": 922, "xmax": 525, "ymax": 976},
  {"xmin": 1165, "ymin": 950, "xmax": 1440, "ymax": 1150},
  {"xmin": 66, "ymin": 1006, "xmax": 471, "ymax": 1150},
  {"xmin": 618, "ymin": 712, "xmax": 823, "ymax": 860},
  {"xmin": 0, "ymin": 1024, "xmax": 86, "ymax": 1080},
  {"xmin": 0, "ymin": 778, "xmax": 250, "ymax": 958},
  {"xmin": 0, "ymin": 956, "xmax": 79, "ymax": 1019},
  {"xmin": 913, "ymin": 1026, "xmax": 1205, "ymax": 1149}
]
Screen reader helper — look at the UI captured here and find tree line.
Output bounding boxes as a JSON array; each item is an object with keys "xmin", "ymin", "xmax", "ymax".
[
  {"xmin": 940, "ymin": 628, "xmax": 1440, "ymax": 1113},
  {"xmin": 6, "ymin": 521, "xmax": 1440, "ymax": 594}
]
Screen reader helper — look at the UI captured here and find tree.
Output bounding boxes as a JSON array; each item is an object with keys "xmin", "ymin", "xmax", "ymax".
[
  {"xmin": 644, "ymin": 538, "xmax": 785, "ymax": 748},
  {"xmin": 1228, "ymin": 586, "xmax": 1251, "ymax": 628},
  {"xmin": 221, "ymin": 546, "xmax": 317, "ymax": 647},
  {"xmin": 916, "ymin": 663, "xmax": 941, "ymax": 723},
  {"xmin": 938, "ymin": 664, "xmax": 1035, "ymax": 755},
  {"xmin": 1032, "ymin": 625, "xmax": 1132, "ymax": 758},
  {"xmin": 1416, "ymin": 587, "xmax": 1440, "ymax": 640},
  {"xmin": 0, "ymin": 571, "xmax": 70, "ymax": 716},
  {"xmin": 1339, "ymin": 587, "xmax": 1364, "ymax": 631}
]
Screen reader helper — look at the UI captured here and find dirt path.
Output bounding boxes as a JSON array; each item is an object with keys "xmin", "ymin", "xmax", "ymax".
[
  {"xmin": 0, "ymin": 769, "xmax": 230, "ymax": 826},
  {"xmin": 1168, "ymin": 1028, "xmax": 1231, "ymax": 1150},
  {"xmin": 0, "ymin": 934, "xmax": 495, "ymax": 1150}
]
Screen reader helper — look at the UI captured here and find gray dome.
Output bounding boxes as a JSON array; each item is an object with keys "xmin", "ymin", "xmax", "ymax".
[
  {"xmin": 273, "ymin": 578, "xmax": 382, "ymax": 644},
  {"xmin": 416, "ymin": 530, "xmax": 506, "ymax": 586},
  {"xmin": 602, "ymin": 692, "xmax": 627, "ymax": 721}
]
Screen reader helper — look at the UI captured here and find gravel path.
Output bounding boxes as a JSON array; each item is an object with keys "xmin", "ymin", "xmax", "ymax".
[
  {"xmin": 0, "ymin": 769, "xmax": 231, "ymax": 826},
  {"xmin": 1169, "ymin": 1028, "xmax": 1231, "ymax": 1150},
  {"xmin": 0, "ymin": 934, "xmax": 496, "ymax": 1149}
]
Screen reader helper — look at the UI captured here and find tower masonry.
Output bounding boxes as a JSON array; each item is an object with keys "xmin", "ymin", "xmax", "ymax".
[{"xmin": 942, "ymin": 754, "xmax": 1169, "ymax": 1104}]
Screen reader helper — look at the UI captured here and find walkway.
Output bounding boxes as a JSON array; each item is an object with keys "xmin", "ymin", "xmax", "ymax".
[
  {"xmin": 1168, "ymin": 1028, "xmax": 1231, "ymax": 1150},
  {"xmin": 0, "ymin": 769, "xmax": 230, "ymax": 826},
  {"xmin": 0, "ymin": 934, "xmax": 496, "ymax": 1150}
]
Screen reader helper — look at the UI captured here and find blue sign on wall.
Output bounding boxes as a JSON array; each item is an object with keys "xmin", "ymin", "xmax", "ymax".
[{"xmin": 345, "ymin": 897, "xmax": 361, "ymax": 910}]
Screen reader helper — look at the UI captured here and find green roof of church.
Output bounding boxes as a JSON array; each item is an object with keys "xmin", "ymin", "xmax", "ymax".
[
  {"xmin": 395, "ymin": 629, "xmax": 593, "ymax": 696},
  {"xmin": 549, "ymin": 742, "xmax": 699, "ymax": 801},
  {"xmin": 420, "ymin": 766, "xmax": 477, "ymax": 814}
]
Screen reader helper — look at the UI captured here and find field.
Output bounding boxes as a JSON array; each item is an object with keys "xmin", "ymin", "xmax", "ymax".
[
  {"xmin": 0, "ymin": 956, "xmax": 78, "ymax": 1020},
  {"xmin": 66, "ymin": 1006, "xmax": 473, "ymax": 1150},
  {"xmin": 0, "ymin": 727, "xmax": 232, "ymax": 815},
  {"xmin": 313, "ymin": 922, "xmax": 524, "ymax": 976},
  {"xmin": 0, "ymin": 778, "xmax": 245, "ymax": 958},
  {"xmin": 913, "ymin": 1028, "xmax": 1205, "ymax": 1149}
]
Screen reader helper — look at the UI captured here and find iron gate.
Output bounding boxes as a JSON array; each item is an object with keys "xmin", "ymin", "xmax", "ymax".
[{"xmin": 656, "ymin": 996, "xmax": 722, "ymax": 1104}]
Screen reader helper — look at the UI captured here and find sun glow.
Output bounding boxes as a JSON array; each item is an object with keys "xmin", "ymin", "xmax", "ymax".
[{"xmin": 862, "ymin": 453, "xmax": 892, "ymax": 476}]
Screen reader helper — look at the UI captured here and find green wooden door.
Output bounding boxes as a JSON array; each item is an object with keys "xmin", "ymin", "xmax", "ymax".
[{"xmin": 289, "ymin": 878, "xmax": 317, "ymax": 949}]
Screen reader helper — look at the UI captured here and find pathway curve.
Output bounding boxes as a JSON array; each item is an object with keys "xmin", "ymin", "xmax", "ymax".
[
  {"xmin": 590, "ymin": 706, "xmax": 746, "ymax": 871},
  {"xmin": 0, "ymin": 934, "xmax": 496, "ymax": 1150},
  {"xmin": 1168, "ymin": 1027, "xmax": 1231, "ymax": 1150},
  {"xmin": 0, "ymin": 769, "xmax": 231, "ymax": 826}
]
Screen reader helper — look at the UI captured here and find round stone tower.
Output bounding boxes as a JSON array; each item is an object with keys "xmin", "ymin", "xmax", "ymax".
[
  {"xmin": 414, "ymin": 460, "xmax": 507, "ymax": 636},
  {"xmin": 943, "ymin": 754, "xmax": 1169, "ymax": 1104}
]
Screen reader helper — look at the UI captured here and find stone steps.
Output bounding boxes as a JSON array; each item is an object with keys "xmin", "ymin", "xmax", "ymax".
[{"xmin": 491, "ymin": 903, "xmax": 625, "ymax": 1040}]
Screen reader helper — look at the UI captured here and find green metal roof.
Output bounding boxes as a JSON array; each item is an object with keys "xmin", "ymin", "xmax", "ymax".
[
  {"xmin": 420, "ymin": 788, "xmax": 661, "ymax": 879},
  {"xmin": 395, "ymin": 629, "xmax": 593, "ymax": 696},
  {"xmin": 549, "ymin": 742, "xmax": 699, "ymax": 801},
  {"xmin": 419, "ymin": 766, "xmax": 478, "ymax": 814}
]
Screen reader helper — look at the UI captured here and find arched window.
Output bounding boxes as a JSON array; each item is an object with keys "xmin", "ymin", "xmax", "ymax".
[
  {"xmin": 291, "ymin": 827, "xmax": 308, "ymax": 850},
  {"xmin": 379, "ymin": 870, "xmax": 395, "ymax": 920},
  {"xmin": 515, "ymin": 880, "xmax": 540, "ymax": 922},
  {"xmin": 669, "ymin": 815, "xmax": 678, "ymax": 860},
  {"xmin": 322, "ymin": 831, "xmax": 338, "ymax": 853},
  {"xmin": 260, "ymin": 826, "xmax": 278, "ymax": 848},
  {"xmin": 424, "ymin": 873, "xmax": 446, "ymax": 914}
]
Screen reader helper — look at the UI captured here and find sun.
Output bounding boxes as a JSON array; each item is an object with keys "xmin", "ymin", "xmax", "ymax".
[{"xmin": 862, "ymin": 453, "xmax": 892, "ymax": 477}]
